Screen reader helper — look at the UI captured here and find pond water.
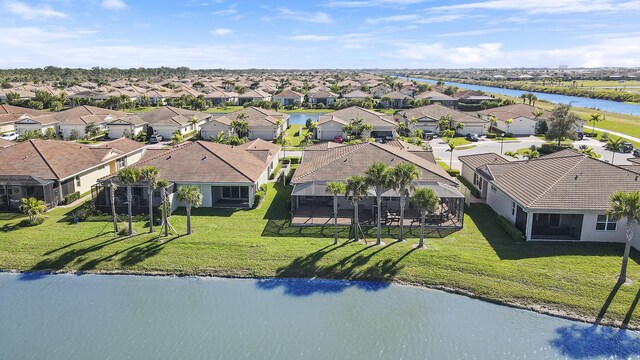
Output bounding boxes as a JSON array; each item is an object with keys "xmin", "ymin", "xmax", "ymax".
[
  {"xmin": 286, "ymin": 113, "xmax": 320, "ymax": 125},
  {"xmin": 408, "ymin": 77, "xmax": 640, "ymax": 115},
  {"xmin": 1, "ymin": 273, "xmax": 639, "ymax": 359}
]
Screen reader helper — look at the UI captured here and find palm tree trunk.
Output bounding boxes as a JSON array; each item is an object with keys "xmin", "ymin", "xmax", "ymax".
[
  {"xmin": 333, "ymin": 195, "xmax": 338, "ymax": 244},
  {"xmin": 163, "ymin": 189, "xmax": 168, "ymax": 237},
  {"xmin": 148, "ymin": 187, "xmax": 154, "ymax": 233},
  {"xmin": 619, "ymin": 221, "xmax": 634, "ymax": 283},
  {"xmin": 376, "ymin": 194, "xmax": 382, "ymax": 245},
  {"xmin": 399, "ymin": 195, "xmax": 406, "ymax": 241},
  {"xmin": 126, "ymin": 186, "xmax": 133, "ymax": 235},
  {"xmin": 419, "ymin": 214, "xmax": 426, "ymax": 248},
  {"xmin": 449, "ymin": 151, "xmax": 453, "ymax": 169},
  {"xmin": 186, "ymin": 204, "xmax": 192, "ymax": 235},
  {"xmin": 353, "ymin": 203, "xmax": 359, "ymax": 242},
  {"xmin": 110, "ymin": 186, "xmax": 118, "ymax": 236}
]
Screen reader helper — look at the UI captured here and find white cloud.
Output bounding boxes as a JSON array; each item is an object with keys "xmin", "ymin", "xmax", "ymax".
[
  {"xmin": 415, "ymin": 15, "xmax": 462, "ymax": 24},
  {"xmin": 365, "ymin": 15, "xmax": 420, "ymax": 25},
  {"xmin": 291, "ymin": 35, "xmax": 336, "ymax": 41},
  {"xmin": 273, "ymin": 8, "xmax": 333, "ymax": 24},
  {"xmin": 210, "ymin": 28, "xmax": 232, "ymax": 36},
  {"xmin": 438, "ymin": 28, "xmax": 509, "ymax": 37},
  {"xmin": 325, "ymin": 0, "xmax": 425, "ymax": 7},
  {"xmin": 4, "ymin": 1, "xmax": 66, "ymax": 19},
  {"xmin": 102, "ymin": 0, "xmax": 126, "ymax": 10},
  {"xmin": 212, "ymin": 8, "xmax": 237, "ymax": 15},
  {"xmin": 431, "ymin": 0, "xmax": 640, "ymax": 15}
]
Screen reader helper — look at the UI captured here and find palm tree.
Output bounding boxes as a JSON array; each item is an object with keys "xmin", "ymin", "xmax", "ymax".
[
  {"xmin": 326, "ymin": 181, "xmax": 346, "ymax": 245},
  {"xmin": 58, "ymin": 91, "xmax": 68, "ymax": 109},
  {"xmin": 391, "ymin": 163, "xmax": 420, "ymax": 242},
  {"xmin": 605, "ymin": 137, "xmax": 624, "ymax": 163},
  {"xmin": 176, "ymin": 185, "xmax": 202, "ymax": 235},
  {"xmin": 140, "ymin": 166, "xmax": 160, "ymax": 233},
  {"xmin": 19, "ymin": 197, "xmax": 46, "ymax": 224},
  {"xmin": 365, "ymin": 163, "xmax": 392, "ymax": 245},
  {"xmin": 157, "ymin": 179, "xmax": 170, "ymax": 237},
  {"xmin": 117, "ymin": 167, "xmax": 142, "ymax": 235},
  {"xmin": 501, "ymin": 118, "xmax": 514, "ymax": 154},
  {"xmin": 300, "ymin": 132, "xmax": 314, "ymax": 146},
  {"xmin": 444, "ymin": 141, "xmax": 456, "ymax": 168},
  {"xmin": 212, "ymin": 131, "xmax": 226, "ymax": 143},
  {"xmin": 607, "ymin": 190, "xmax": 640, "ymax": 284},
  {"xmin": 488, "ymin": 115, "xmax": 497, "ymax": 131},
  {"xmin": 411, "ymin": 188, "xmax": 439, "ymax": 249},
  {"xmin": 522, "ymin": 148, "xmax": 540, "ymax": 159},
  {"xmin": 590, "ymin": 113, "xmax": 604, "ymax": 134},
  {"xmin": 530, "ymin": 94, "xmax": 538, "ymax": 106},
  {"xmin": 108, "ymin": 178, "xmax": 119, "ymax": 236},
  {"xmin": 190, "ymin": 116, "xmax": 199, "ymax": 133},
  {"xmin": 345, "ymin": 175, "xmax": 368, "ymax": 242},
  {"xmin": 84, "ymin": 123, "xmax": 100, "ymax": 140},
  {"xmin": 520, "ymin": 93, "xmax": 527, "ymax": 103}
]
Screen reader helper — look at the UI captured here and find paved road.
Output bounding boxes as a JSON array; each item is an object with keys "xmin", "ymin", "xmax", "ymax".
[{"xmin": 431, "ymin": 136, "xmax": 634, "ymax": 170}]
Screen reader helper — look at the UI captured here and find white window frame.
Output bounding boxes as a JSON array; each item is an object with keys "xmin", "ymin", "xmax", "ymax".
[
  {"xmin": 75, "ymin": 176, "xmax": 81, "ymax": 187},
  {"xmin": 596, "ymin": 214, "xmax": 617, "ymax": 231},
  {"xmin": 511, "ymin": 201, "xmax": 516, "ymax": 216}
]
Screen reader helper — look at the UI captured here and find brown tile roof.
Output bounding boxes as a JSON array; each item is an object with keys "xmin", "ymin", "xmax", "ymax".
[
  {"xmin": 382, "ymin": 91, "xmax": 412, "ymax": 100},
  {"xmin": 0, "ymin": 104, "xmax": 46, "ymax": 117},
  {"xmin": 399, "ymin": 104, "xmax": 487, "ymax": 124},
  {"xmin": 414, "ymin": 91, "xmax": 455, "ymax": 101},
  {"xmin": 0, "ymin": 139, "xmax": 15, "ymax": 148},
  {"xmin": 458, "ymin": 152, "xmax": 511, "ymax": 170},
  {"xmin": 273, "ymin": 89, "xmax": 303, "ymax": 99},
  {"xmin": 54, "ymin": 105, "xmax": 127, "ymax": 125},
  {"xmin": 210, "ymin": 106, "xmax": 289, "ymax": 127},
  {"xmin": 292, "ymin": 142, "xmax": 456, "ymax": 186},
  {"xmin": 318, "ymin": 106, "xmax": 396, "ymax": 127},
  {"xmin": 133, "ymin": 139, "xmax": 280, "ymax": 183},
  {"xmin": 238, "ymin": 89, "xmax": 271, "ymax": 99},
  {"xmin": 480, "ymin": 150, "xmax": 640, "ymax": 210},
  {"xmin": 385, "ymin": 139, "xmax": 436, "ymax": 163},
  {"xmin": 14, "ymin": 114, "xmax": 60, "ymax": 126},
  {"xmin": 0, "ymin": 138, "xmax": 144, "ymax": 180},
  {"xmin": 138, "ymin": 106, "xmax": 211, "ymax": 126}
]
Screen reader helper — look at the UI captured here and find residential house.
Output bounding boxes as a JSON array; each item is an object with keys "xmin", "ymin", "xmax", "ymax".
[
  {"xmin": 342, "ymin": 90, "xmax": 371, "ymax": 101},
  {"xmin": 459, "ymin": 150, "xmax": 640, "ymax": 249},
  {"xmin": 200, "ymin": 106, "xmax": 289, "ymax": 140},
  {"xmin": 0, "ymin": 105, "xmax": 46, "ymax": 133},
  {"xmin": 237, "ymin": 89, "xmax": 272, "ymax": 105},
  {"xmin": 476, "ymin": 103, "xmax": 574, "ymax": 136},
  {"xmin": 290, "ymin": 141, "xmax": 464, "ymax": 227},
  {"xmin": 106, "ymin": 115, "xmax": 147, "ymax": 139},
  {"xmin": 204, "ymin": 87, "xmax": 238, "ymax": 106},
  {"xmin": 0, "ymin": 138, "xmax": 145, "ymax": 210},
  {"xmin": 273, "ymin": 89, "xmax": 304, "ymax": 106},
  {"xmin": 414, "ymin": 91, "xmax": 457, "ymax": 107},
  {"xmin": 14, "ymin": 114, "xmax": 59, "ymax": 136},
  {"xmin": 139, "ymin": 106, "xmax": 212, "ymax": 139},
  {"xmin": 55, "ymin": 105, "xmax": 128, "ymax": 139},
  {"xmin": 370, "ymin": 85, "xmax": 392, "ymax": 99},
  {"xmin": 96, "ymin": 139, "xmax": 280, "ymax": 213},
  {"xmin": 454, "ymin": 90, "xmax": 495, "ymax": 105},
  {"xmin": 308, "ymin": 91, "xmax": 338, "ymax": 106},
  {"xmin": 397, "ymin": 104, "xmax": 489, "ymax": 136},
  {"xmin": 316, "ymin": 106, "xmax": 397, "ymax": 141},
  {"xmin": 380, "ymin": 91, "xmax": 413, "ymax": 108}
]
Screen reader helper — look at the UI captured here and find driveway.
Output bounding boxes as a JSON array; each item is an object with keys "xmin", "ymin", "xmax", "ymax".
[{"xmin": 431, "ymin": 136, "xmax": 634, "ymax": 170}]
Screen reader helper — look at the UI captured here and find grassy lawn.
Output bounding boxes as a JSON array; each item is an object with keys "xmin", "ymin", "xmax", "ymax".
[
  {"xmin": 1, "ymin": 183, "xmax": 640, "ymax": 328},
  {"xmin": 456, "ymin": 144, "xmax": 477, "ymax": 151},
  {"xmin": 585, "ymin": 129, "xmax": 640, "ymax": 148},
  {"xmin": 445, "ymin": 137, "xmax": 472, "ymax": 146},
  {"xmin": 286, "ymin": 124, "xmax": 307, "ymax": 147}
]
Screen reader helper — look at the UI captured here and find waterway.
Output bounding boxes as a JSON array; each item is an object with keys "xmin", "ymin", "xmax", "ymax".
[
  {"xmin": 408, "ymin": 77, "xmax": 640, "ymax": 115},
  {"xmin": 1, "ymin": 273, "xmax": 639, "ymax": 359}
]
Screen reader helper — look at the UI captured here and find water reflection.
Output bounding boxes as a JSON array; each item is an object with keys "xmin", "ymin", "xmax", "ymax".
[
  {"xmin": 255, "ymin": 278, "xmax": 389, "ymax": 296},
  {"xmin": 550, "ymin": 324, "xmax": 640, "ymax": 359}
]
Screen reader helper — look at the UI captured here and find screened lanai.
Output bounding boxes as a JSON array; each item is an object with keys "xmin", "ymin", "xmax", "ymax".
[{"xmin": 0, "ymin": 175, "xmax": 58, "ymax": 210}]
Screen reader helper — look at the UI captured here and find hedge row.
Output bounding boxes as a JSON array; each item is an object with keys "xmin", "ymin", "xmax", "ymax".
[{"xmin": 496, "ymin": 215, "xmax": 524, "ymax": 241}]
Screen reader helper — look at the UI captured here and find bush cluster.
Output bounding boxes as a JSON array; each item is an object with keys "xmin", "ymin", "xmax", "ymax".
[{"xmin": 496, "ymin": 215, "xmax": 524, "ymax": 241}]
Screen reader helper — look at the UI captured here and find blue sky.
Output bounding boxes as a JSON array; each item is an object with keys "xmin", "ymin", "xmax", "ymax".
[{"xmin": 1, "ymin": 0, "xmax": 639, "ymax": 69}]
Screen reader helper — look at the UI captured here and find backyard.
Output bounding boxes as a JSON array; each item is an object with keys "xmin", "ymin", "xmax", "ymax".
[{"xmin": 0, "ymin": 182, "xmax": 639, "ymax": 328}]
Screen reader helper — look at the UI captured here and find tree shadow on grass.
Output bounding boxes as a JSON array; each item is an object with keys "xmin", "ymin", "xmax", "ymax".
[
  {"xmin": 550, "ymin": 324, "xmax": 640, "ymax": 359},
  {"xmin": 470, "ymin": 203, "xmax": 640, "ymax": 262},
  {"xmin": 256, "ymin": 241, "xmax": 419, "ymax": 296}
]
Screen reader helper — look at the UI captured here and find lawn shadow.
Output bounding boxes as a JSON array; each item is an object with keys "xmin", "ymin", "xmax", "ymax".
[
  {"xmin": 256, "ymin": 241, "xmax": 419, "ymax": 296},
  {"xmin": 595, "ymin": 282, "xmax": 623, "ymax": 325},
  {"xmin": 550, "ymin": 324, "xmax": 640, "ymax": 359},
  {"xmin": 263, "ymin": 182, "xmax": 292, "ymax": 221},
  {"xmin": 622, "ymin": 288, "xmax": 640, "ymax": 329},
  {"xmin": 469, "ymin": 204, "xmax": 640, "ymax": 262}
]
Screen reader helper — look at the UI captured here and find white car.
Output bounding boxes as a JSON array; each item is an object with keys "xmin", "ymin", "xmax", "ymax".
[{"xmin": 0, "ymin": 132, "xmax": 18, "ymax": 141}]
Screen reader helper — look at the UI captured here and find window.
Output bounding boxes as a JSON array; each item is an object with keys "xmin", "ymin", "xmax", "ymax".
[
  {"xmin": 116, "ymin": 157, "xmax": 126, "ymax": 170},
  {"xmin": 491, "ymin": 185, "xmax": 497, "ymax": 192},
  {"xmin": 473, "ymin": 173, "xmax": 482, "ymax": 190},
  {"xmin": 596, "ymin": 215, "xmax": 617, "ymax": 231},
  {"xmin": 221, "ymin": 186, "xmax": 249, "ymax": 200},
  {"xmin": 75, "ymin": 176, "xmax": 81, "ymax": 187},
  {"xmin": 511, "ymin": 202, "xmax": 516, "ymax": 216}
]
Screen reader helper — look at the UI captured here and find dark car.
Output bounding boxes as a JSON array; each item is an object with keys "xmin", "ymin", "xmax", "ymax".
[
  {"xmin": 465, "ymin": 133, "xmax": 480, "ymax": 142},
  {"xmin": 334, "ymin": 135, "xmax": 344, "ymax": 143},
  {"xmin": 633, "ymin": 148, "xmax": 640, "ymax": 157},
  {"xmin": 622, "ymin": 142, "xmax": 634, "ymax": 153}
]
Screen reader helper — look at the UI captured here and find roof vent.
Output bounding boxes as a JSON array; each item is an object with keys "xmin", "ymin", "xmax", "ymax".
[
  {"xmin": 167, "ymin": 155, "xmax": 172, "ymax": 160},
  {"xmin": 575, "ymin": 175, "xmax": 579, "ymax": 180},
  {"xmin": 202, "ymin": 155, "xmax": 207, "ymax": 160}
]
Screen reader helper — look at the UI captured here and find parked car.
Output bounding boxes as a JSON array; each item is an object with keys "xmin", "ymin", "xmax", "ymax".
[
  {"xmin": 0, "ymin": 132, "xmax": 18, "ymax": 141},
  {"xmin": 149, "ymin": 134, "xmax": 164, "ymax": 144},
  {"xmin": 333, "ymin": 136, "xmax": 344, "ymax": 144},
  {"xmin": 576, "ymin": 132, "xmax": 584, "ymax": 140},
  {"xmin": 633, "ymin": 148, "xmax": 640, "ymax": 157},
  {"xmin": 465, "ymin": 133, "xmax": 480, "ymax": 142},
  {"xmin": 374, "ymin": 138, "xmax": 383, "ymax": 143},
  {"xmin": 384, "ymin": 136, "xmax": 394, "ymax": 143},
  {"xmin": 622, "ymin": 142, "xmax": 634, "ymax": 153}
]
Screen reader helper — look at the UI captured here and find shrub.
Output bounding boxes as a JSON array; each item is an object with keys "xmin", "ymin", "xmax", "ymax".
[
  {"xmin": 485, "ymin": 132, "xmax": 497, "ymax": 139},
  {"xmin": 73, "ymin": 200, "xmax": 101, "ymax": 221},
  {"xmin": 457, "ymin": 175, "xmax": 480, "ymax": 198},
  {"xmin": 158, "ymin": 197, "xmax": 172, "ymax": 220},
  {"xmin": 20, "ymin": 216, "xmax": 45, "ymax": 227},
  {"xmin": 286, "ymin": 165, "xmax": 297, "ymax": 184},
  {"xmin": 269, "ymin": 162, "xmax": 283, "ymax": 180},
  {"xmin": 117, "ymin": 222, "xmax": 130, "ymax": 236},
  {"xmin": 253, "ymin": 186, "xmax": 268, "ymax": 208},
  {"xmin": 446, "ymin": 169, "xmax": 461, "ymax": 177},
  {"xmin": 64, "ymin": 191, "xmax": 81, "ymax": 205},
  {"xmin": 538, "ymin": 143, "xmax": 572, "ymax": 155},
  {"xmin": 496, "ymin": 215, "xmax": 524, "ymax": 241},
  {"xmin": 282, "ymin": 156, "xmax": 300, "ymax": 165}
]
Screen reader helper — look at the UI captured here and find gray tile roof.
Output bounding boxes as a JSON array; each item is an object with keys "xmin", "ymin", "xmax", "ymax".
[{"xmin": 317, "ymin": 106, "xmax": 396, "ymax": 127}]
